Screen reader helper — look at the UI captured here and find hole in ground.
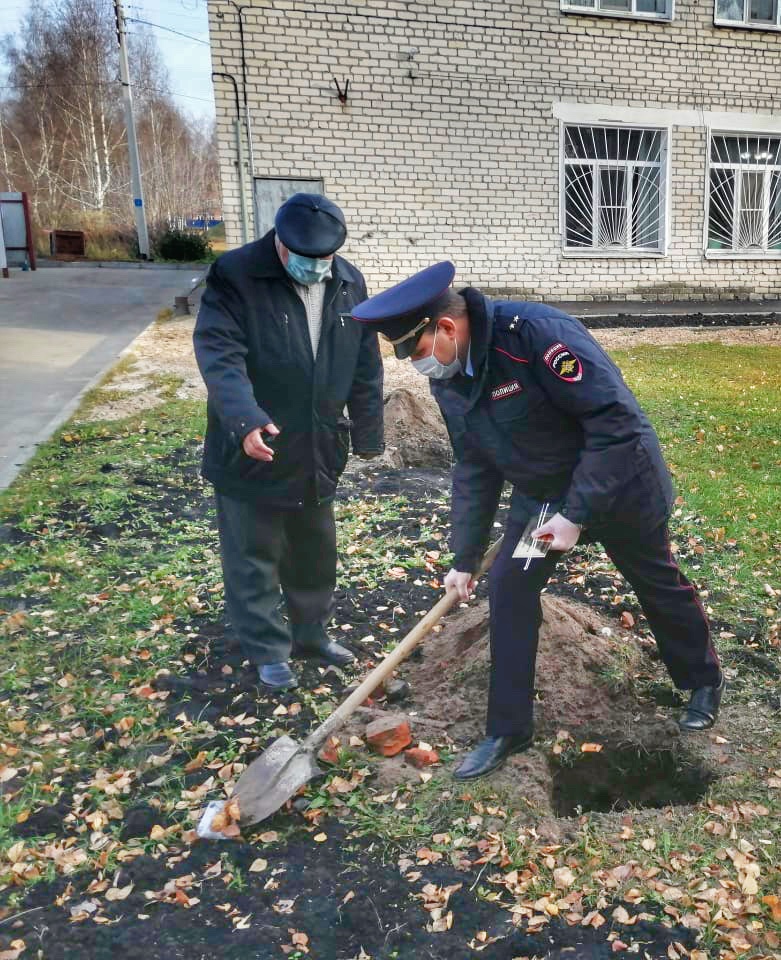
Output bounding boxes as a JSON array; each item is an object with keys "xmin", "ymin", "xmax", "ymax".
[{"xmin": 551, "ymin": 745, "xmax": 717, "ymax": 816}]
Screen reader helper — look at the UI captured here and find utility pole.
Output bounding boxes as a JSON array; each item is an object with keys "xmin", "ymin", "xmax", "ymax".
[{"xmin": 114, "ymin": 0, "xmax": 150, "ymax": 259}]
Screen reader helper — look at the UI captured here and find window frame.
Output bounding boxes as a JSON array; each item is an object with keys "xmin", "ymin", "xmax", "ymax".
[
  {"xmin": 561, "ymin": 0, "xmax": 674, "ymax": 22},
  {"xmin": 713, "ymin": 0, "xmax": 781, "ymax": 30},
  {"xmin": 704, "ymin": 129, "xmax": 781, "ymax": 258},
  {"xmin": 559, "ymin": 122, "xmax": 671, "ymax": 258}
]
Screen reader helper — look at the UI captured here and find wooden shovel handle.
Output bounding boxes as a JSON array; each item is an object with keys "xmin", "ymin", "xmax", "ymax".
[{"xmin": 304, "ymin": 536, "xmax": 504, "ymax": 750}]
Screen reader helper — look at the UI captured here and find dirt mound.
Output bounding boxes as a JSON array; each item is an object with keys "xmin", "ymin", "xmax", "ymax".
[
  {"xmin": 378, "ymin": 387, "xmax": 452, "ymax": 468},
  {"xmin": 404, "ymin": 595, "xmax": 642, "ymax": 742},
  {"xmin": 372, "ymin": 595, "xmax": 718, "ymax": 818}
]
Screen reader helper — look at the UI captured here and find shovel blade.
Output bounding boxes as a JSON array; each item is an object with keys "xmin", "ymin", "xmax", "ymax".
[{"xmin": 233, "ymin": 735, "xmax": 322, "ymax": 826}]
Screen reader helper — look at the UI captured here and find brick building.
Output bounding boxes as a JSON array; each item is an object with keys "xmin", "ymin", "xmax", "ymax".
[{"xmin": 208, "ymin": 0, "xmax": 781, "ymax": 300}]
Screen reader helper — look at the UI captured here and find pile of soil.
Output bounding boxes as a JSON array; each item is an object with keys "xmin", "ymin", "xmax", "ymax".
[
  {"xmin": 374, "ymin": 595, "xmax": 719, "ymax": 819},
  {"xmin": 379, "ymin": 387, "xmax": 452, "ymax": 468}
]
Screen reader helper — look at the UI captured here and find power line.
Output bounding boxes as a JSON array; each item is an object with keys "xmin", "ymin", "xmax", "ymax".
[
  {"xmin": 0, "ymin": 79, "xmax": 213, "ymax": 102},
  {"xmin": 125, "ymin": 17, "xmax": 209, "ymax": 45}
]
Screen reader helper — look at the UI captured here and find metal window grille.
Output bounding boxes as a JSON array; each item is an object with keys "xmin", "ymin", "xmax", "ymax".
[
  {"xmin": 707, "ymin": 134, "xmax": 781, "ymax": 253},
  {"xmin": 562, "ymin": 0, "xmax": 671, "ymax": 17},
  {"xmin": 562, "ymin": 125, "xmax": 666, "ymax": 252}
]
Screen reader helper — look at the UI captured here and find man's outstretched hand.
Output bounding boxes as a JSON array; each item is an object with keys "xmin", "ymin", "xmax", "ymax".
[
  {"xmin": 242, "ymin": 423, "xmax": 280, "ymax": 462},
  {"xmin": 444, "ymin": 568, "xmax": 477, "ymax": 602},
  {"xmin": 532, "ymin": 512, "xmax": 581, "ymax": 551}
]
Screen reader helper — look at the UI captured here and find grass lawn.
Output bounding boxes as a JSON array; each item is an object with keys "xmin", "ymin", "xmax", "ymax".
[{"xmin": 0, "ymin": 340, "xmax": 778, "ymax": 959}]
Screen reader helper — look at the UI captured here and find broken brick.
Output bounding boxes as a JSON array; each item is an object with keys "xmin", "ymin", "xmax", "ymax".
[
  {"xmin": 404, "ymin": 747, "xmax": 439, "ymax": 768},
  {"xmin": 317, "ymin": 736, "xmax": 340, "ymax": 764},
  {"xmin": 365, "ymin": 715, "xmax": 412, "ymax": 757}
]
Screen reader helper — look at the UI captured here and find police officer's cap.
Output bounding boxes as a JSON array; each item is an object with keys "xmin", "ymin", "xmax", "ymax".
[
  {"xmin": 352, "ymin": 261, "xmax": 456, "ymax": 359},
  {"xmin": 274, "ymin": 193, "xmax": 347, "ymax": 257}
]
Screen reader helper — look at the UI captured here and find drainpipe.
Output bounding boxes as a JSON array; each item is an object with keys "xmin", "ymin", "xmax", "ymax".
[
  {"xmin": 222, "ymin": 1, "xmax": 256, "ymax": 236},
  {"xmin": 212, "ymin": 71, "xmax": 250, "ymax": 244}
]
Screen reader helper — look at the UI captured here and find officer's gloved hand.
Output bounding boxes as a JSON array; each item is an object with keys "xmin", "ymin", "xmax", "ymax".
[
  {"xmin": 444, "ymin": 568, "xmax": 477, "ymax": 602},
  {"xmin": 532, "ymin": 512, "xmax": 581, "ymax": 552}
]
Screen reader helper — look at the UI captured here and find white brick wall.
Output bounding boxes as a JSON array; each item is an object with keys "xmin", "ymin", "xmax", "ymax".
[{"xmin": 209, "ymin": 0, "xmax": 781, "ymax": 300}]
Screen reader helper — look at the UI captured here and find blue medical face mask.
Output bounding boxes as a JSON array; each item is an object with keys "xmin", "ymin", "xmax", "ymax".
[
  {"xmin": 285, "ymin": 251, "xmax": 333, "ymax": 285},
  {"xmin": 411, "ymin": 326, "xmax": 462, "ymax": 379}
]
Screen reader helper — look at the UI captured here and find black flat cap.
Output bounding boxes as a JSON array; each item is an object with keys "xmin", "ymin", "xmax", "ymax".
[
  {"xmin": 351, "ymin": 261, "xmax": 456, "ymax": 358},
  {"xmin": 274, "ymin": 193, "xmax": 347, "ymax": 257}
]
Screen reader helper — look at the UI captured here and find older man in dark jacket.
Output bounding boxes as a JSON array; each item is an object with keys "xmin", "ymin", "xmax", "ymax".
[
  {"xmin": 353, "ymin": 262, "xmax": 723, "ymax": 780},
  {"xmin": 194, "ymin": 194, "xmax": 384, "ymax": 690}
]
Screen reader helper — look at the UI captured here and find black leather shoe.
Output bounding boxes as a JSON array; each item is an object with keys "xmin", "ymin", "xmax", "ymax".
[
  {"xmin": 292, "ymin": 640, "xmax": 355, "ymax": 668},
  {"xmin": 679, "ymin": 673, "xmax": 725, "ymax": 732},
  {"xmin": 258, "ymin": 661, "xmax": 299, "ymax": 691},
  {"xmin": 453, "ymin": 732, "xmax": 534, "ymax": 781}
]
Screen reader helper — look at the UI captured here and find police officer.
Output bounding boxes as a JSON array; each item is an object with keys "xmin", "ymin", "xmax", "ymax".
[
  {"xmin": 352, "ymin": 262, "xmax": 723, "ymax": 780},
  {"xmin": 194, "ymin": 194, "xmax": 384, "ymax": 691}
]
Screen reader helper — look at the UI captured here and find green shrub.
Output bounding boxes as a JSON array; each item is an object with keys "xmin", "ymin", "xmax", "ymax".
[{"xmin": 155, "ymin": 228, "xmax": 211, "ymax": 262}]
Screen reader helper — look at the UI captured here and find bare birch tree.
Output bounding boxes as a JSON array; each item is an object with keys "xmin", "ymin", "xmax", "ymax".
[{"xmin": 0, "ymin": 0, "xmax": 220, "ymax": 239}]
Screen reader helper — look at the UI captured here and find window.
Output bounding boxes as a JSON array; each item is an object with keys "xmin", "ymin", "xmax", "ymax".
[
  {"xmin": 715, "ymin": 0, "xmax": 781, "ymax": 27},
  {"xmin": 253, "ymin": 177, "xmax": 324, "ymax": 239},
  {"xmin": 707, "ymin": 134, "xmax": 781, "ymax": 254},
  {"xmin": 562, "ymin": 125, "xmax": 667, "ymax": 254},
  {"xmin": 561, "ymin": 0, "xmax": 673, "ymax": 20}
]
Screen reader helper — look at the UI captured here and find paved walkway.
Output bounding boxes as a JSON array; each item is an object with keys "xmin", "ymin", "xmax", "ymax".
[{"xmin": 0, "ymin": 266, "xmax": 203, "ymax": 490}]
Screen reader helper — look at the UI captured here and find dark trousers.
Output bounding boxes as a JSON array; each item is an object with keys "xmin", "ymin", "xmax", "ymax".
[
  {"xmin": 215, "ymin": 492, "xmax": 337, "ymax": 666},
  {"xmin": 486, "ymin": 518, "xmax": 722, "ymax": 736}
]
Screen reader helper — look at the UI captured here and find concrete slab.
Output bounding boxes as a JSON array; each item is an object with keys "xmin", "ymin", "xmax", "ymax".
[{"xmin": 0, "ymin": 266, "xmax": 204, "ymax": 490}]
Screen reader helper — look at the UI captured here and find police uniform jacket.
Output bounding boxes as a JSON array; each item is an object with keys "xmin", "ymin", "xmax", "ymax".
[
  {"xmin": 193, "ymin": 230, "xmax": 384, "ymax": 505},
  {"xmin": 431, "ymin": 289, "xmax": 674, "ymax": 572}
]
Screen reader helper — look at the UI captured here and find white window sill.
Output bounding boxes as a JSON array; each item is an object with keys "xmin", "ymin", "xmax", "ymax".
[
  {"xmin": 705, "ymin": 249, "xmax": 781, "ymax": 259},
  {"xmin": 561, "ymin": 248, "xmax": 666, "ymax": 258},
  {"xmin": 713, "ymin": 17, "xmax": 781, "ymax": 30},
  {"xmin": 561, "ymin": 7, "xmax": 673, "ymax": 22}
]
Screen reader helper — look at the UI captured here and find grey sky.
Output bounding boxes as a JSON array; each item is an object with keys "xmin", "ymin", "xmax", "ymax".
[{"xmin": 0, "ymin": 0, "xmax": 216, "ymax": 123}]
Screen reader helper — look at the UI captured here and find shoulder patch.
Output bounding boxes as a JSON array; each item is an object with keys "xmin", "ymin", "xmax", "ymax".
[
  {"xmin": 543, "ymin": 342, "xmax": 582, "ymax": 382},
  {"xmin": 490, "ymin": 380, "xmax": 523, "ymax": 401}
]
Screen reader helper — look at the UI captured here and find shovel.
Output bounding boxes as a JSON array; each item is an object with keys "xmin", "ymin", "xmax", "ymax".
[{"xmin": 230, "ymin": 536, "xmax": 504, "ymax": 826}]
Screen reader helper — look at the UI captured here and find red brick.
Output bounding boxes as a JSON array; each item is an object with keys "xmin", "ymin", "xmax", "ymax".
[
  {"xmin": 317, "ymin": 736, "xmax": 340, "ymax": 764},
  {"xmin": 404, "ymin": 747, "xmax": 439, "ymax": 768},
  {"xmin": 365, "ymin": 715, "xmax": 412, "ymax": 757}
]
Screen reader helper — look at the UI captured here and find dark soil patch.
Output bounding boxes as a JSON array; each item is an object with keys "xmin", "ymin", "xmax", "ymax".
[
  {"xmin": 551, "ymin": 745, "xmax": 717, "ymax": 817},
  {"xmin": 580, "ymin": 311, "xmax": 781, "ymax": 329},
  {"xmin": 2, "ymin": 822, "xmax": 697, "ymax": 960}
]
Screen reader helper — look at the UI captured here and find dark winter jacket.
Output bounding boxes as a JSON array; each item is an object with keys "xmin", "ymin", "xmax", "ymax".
[
  {"xmin": 193, "ymin": 230, "xmax": 384, "ymax": 505},
  {"xmin": 431, "ymin": 289, "xmax": 674, "ymax": 571}
]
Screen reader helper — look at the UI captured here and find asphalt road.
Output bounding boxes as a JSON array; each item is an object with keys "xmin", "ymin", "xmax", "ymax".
[{"xmin": 0, "ymin": 265, "xmax": 202, "ymax": 490}]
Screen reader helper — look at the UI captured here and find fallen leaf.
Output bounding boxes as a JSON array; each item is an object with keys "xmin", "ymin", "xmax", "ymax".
[
  {"xmin": 249, "ymin": 858, "xmax": 268, "ymax": 873},
  {"xmin": 105, "ymin": 883, "xmax": 134, "ymax": 901},
  {"xmin": 553, "ymin": 867, "xmax": 576, "ymax": 889},
  {"xmin": 184, "ymin": 752, "xmax": 206, "ymax": 772},
  {"xmin": 313, "ymin": 833, "xmax": 327, "ymax": 843},
  {"xmin": 581, "ymin": 743, "xmax": 603, "ymax": 753},
  {"xmin": 272, "ymin": 899, "xmax": 296, "ymax": 915},
  {"xmin": 762, "ymin": 894, "xmax": 781, "ymax": 922}
]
